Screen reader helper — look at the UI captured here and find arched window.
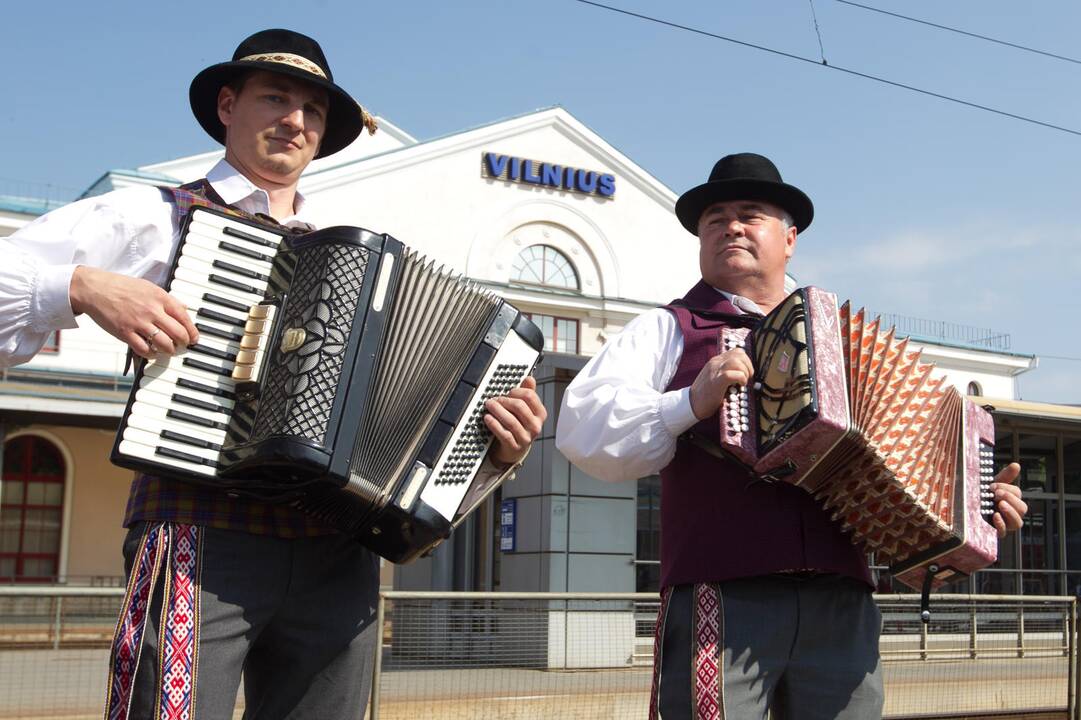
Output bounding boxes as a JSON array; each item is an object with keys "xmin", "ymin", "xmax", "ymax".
[
  {"xmin": 511, "ymin": 245, "xmax": 579, "ymax": 290},
  {"xmin": 1, "ymin": 436, "xmax": 66, "ymax": 582},
  {"xmin": 967, "ymin": 381, "xmax": 982, "ymax": 397}
]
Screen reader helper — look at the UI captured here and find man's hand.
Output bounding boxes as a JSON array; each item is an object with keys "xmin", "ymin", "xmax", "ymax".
[
  {"xmin": 689, "ymin": 347, "xmax": 754, "ymax": 420},
  {"xmin": 991, "ymin": 462, "xmax": 1027, "ymax": 538},
  {"xmin": 69, "ymin": 266, "xmax": 199, "ymax": 359},
  {"xmin": 483, "ymin": 375, "xmax": 547, "ymax": 466}
]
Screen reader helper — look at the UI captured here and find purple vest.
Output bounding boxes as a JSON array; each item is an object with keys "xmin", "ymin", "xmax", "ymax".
[{"xmin": 658, "ymin": 280, "xmax": 871, "ymax": 589}]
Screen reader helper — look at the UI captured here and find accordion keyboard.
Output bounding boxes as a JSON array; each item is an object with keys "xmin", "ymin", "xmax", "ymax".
[{"xmin": 116, "ymin": 211, "xmax": 285, "ymax": 476}]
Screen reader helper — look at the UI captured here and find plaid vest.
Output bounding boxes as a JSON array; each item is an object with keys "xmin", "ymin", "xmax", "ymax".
[{"xmin": 123, "ymin": 180, "xmax": 333, "ymax": 538}]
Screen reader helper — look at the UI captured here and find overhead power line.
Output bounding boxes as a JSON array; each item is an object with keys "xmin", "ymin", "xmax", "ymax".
[
  {"xmin": 807, "ymin": 0, "xmax": 829, "ymax": 65},
  {"xmin": 836, "ymin": 0, "xmax": 1081, "ymax": 66},
  {"xmin": 572, "ymin": 0, "xmax": 1081, "ymax": 138}
]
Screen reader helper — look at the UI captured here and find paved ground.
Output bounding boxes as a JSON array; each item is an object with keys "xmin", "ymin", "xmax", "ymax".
[{"xmin": 0, "ymin": 646, "xmax": 1071, "ymax": 720}]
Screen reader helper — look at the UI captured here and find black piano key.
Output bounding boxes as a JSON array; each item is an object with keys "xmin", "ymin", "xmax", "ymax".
[
  {"xmin": 196, "ymin": 322, "xmax": 243, "ymax": 343},
  {"xmin": 202, "ymin": 293, "xmax": 251, "ymax": 314},
  {"xmin": 209, "ymin": 274, "xmax": 260, "ymax": 296},
  {"xmin": 197, "ymin": 307, "xmax": 245, "ymax": 328},
  {"xmin": 172, "ymin": 392, "xmax": 230, "ymax": 415},
  {"xmin": 188, "ymin": 343, "xmax": 237, "ymax": 363},
  {"xmin": 166, "ymin": 409, "xmax": 229, "ymax": 431},
  {"xmin": 183, "ymin": 357, "xmax": 233, "ymax": 377},
  {"xmin": 218, "ymin": 241, "xmax": 274, "ymax": 263},
  {"xmin": 212, "ymin": 260, "xmax": 269, "ymax": 282},
  {"xmin": 160, "ymin": 429, "xmax": 222, "ymax": 452},
  {"xmin": 156, "ymin": 445, "xmax": 219, "ymax": 468},
  {"xmin": 223, "ymin": 225, "xmax": 279, "ymax": 248},
  {"xmin": 176, "ymin": 377, "xmax": 236, "ymax": 401}
]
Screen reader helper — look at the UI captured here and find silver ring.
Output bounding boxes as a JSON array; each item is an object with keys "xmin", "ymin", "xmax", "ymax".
[{"xmin": 147, "ymin": 328, "xmax": 161, "ymax": 340}]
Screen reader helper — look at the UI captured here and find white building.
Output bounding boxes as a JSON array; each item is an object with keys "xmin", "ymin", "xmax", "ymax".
[{"xmin": 0, "ymin": 107, "xmax": 1050, "ymax": 593}]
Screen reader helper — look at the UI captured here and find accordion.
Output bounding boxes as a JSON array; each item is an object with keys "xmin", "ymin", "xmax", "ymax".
[
  {"xmin": 715, "ymin": 287, "xmax": 998, "ymax": 592},
  {"xmin": 111, "ymin": 207, "xmax": 544, "ymax": 563}
]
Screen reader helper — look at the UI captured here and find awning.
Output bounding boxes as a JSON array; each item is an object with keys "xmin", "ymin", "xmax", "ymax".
[{"xmin": 978, "ymin": 397, "xmax": 1081, "ymax": 425}]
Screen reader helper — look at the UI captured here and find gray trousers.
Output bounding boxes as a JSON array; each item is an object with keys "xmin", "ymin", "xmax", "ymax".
[
  {"xmin": 122, "ymin": 523, "xmax": 380, "ymax": 720},
  {"xmin": 654, "ymin": 575, "xmax": 883, "ymax": 720}
]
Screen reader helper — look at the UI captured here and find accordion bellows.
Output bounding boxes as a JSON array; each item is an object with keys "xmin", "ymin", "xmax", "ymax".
[{"xmin": 718, "ymin": 287, "xmax": 998, "ymax": 590}]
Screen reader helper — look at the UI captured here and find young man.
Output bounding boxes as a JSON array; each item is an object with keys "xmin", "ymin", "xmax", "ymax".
[
  {"xmin": 0, "ymin": 29, "xmax": 545, "ymax": 719},
  {"xmin": 555, "ymin": 153, "xmax": 1027, "ymax": 719}
]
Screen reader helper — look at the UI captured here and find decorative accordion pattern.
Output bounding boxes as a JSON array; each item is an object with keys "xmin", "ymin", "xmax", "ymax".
[
  {"xmin": 719, "ymin": 287, "xmax": 998, "ymax": 590},
  {"xmin": 111, "ymin": 207, "xmax": 544, "ymax": 563}
]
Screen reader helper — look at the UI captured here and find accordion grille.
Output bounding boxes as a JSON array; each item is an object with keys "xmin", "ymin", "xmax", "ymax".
[
  {"xmin": 350, "ymin": 252, "xmax": 502, "ymax": 506},
  {"xmin": 249, "ymin": 243, "xmax": 371, "ymax": 446}
]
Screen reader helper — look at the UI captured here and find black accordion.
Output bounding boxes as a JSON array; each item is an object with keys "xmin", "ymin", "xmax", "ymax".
[{"xmin": 111, "ymin": 207, "xmax": 544, "ymax": 562}]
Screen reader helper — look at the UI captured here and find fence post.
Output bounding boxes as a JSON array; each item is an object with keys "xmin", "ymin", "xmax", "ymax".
[
  {"xmin": 969, "ymin": 600, "xmax": 978, "ymax": 660},
  {"xmin": 52, "ymin": 596, "xmax": 63, "ymax": 650},
  {"xmin": 369, "ymin": 593, "xmax": 386, "ymax": 720},
  {"xmin": 1017, "ymin": 603, "xmax": 1025, "ymax": 659},
  {"xmin": 1072, "ymin": 598, "xmax": 1080, "ymax": 720},
  {"xmin": 920, "ymin": 615, "xmax": 929, "ymax": 661}
]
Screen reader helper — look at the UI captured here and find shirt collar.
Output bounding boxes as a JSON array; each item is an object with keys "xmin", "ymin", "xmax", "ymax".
[
  {"xmin": 205, "ymin": 159, "xmax": 313, "ymax": 228},
  {"xmin": 708, "ymin": 284, "xmax": 765, "ymax": 315}
]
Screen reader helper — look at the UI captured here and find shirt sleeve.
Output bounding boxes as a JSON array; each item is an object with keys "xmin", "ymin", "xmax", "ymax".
[
  {"xmin": 0, "ymin": 187, "xmax": 175, "ymax": 367},
  {"xmin": 555, "ymin": 308, "xmax": 700, "ymax": 483}
]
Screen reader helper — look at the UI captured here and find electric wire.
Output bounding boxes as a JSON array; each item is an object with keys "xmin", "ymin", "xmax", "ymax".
[
  {"xmin": 836, "ymin": 0, "xmax": 1081, "ymax": 66},
  {"xmin": 808, "ymin": 0, "xmax": 829, "ymax": 64},
  {"xmin": 572, "ymin": 0, "xmax": 1081, "ymax": 138}
]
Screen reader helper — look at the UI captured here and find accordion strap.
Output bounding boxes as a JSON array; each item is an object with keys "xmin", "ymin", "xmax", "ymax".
[
  {"xmin": 665, "ymin": 299, "xmax": 763, "ymax": 328},
  {"xmin": 682, "ymin": 432, "xmax": 797, "ymax": 485}
]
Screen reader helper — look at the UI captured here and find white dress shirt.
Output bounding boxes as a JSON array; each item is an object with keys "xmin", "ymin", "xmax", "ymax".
[
  {"xmin": 0, "ymin": 160, "xmax": 316, "ymax": 367},
  {"xmin": 554, "ymin": 287, "xmax": 763, "ymax": 483}
]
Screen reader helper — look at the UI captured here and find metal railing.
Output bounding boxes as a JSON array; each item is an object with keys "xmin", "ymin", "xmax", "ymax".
[
  {"xmin": 868, "ymin": 311, "xmax": 1011, "ymax": 351},
  {"xmin": 0, "ymin": 587, "xmax": 1075, "ymax": 720}
]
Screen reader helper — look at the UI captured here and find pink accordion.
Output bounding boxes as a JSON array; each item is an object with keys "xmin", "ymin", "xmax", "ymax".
[{"xmin": 718, "ymin": 286, "xmax": 999, "ymax": 592}]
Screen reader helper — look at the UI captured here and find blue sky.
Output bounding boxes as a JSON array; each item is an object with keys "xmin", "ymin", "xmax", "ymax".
[{"xmin": 5, "ymin": 0, "xmax": 1080, "ymax": 402}]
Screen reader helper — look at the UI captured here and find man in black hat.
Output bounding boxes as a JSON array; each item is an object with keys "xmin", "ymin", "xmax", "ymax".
[
  {"xmin": 0, "ymin": 29, "xmax": 546, "ymax": 719},
  {"xmin": 556, "ymin": 153, "xmax": 1027, "ymax": 718}
]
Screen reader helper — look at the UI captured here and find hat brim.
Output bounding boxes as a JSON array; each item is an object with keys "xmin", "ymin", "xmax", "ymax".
[
  {"xmin": 189, "ymin": 61, "xmax": 365, "ymax": 159},
  {"xmin": 674, "ymin": 179, "xmax": 814, "ymax": 235}
]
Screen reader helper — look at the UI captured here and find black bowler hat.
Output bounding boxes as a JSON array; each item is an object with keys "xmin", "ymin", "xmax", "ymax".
[
  {"xmin": 189, "ymin": 29, "xmax": 377, "ymax": 159},
  {"xmin": 674, "ymin": 153, "xmax": 814, "ymax": 235}
]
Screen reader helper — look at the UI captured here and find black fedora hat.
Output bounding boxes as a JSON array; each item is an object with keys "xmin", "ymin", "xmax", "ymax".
[
  {"xmin": 674, "ymin": 153, "xmax": 814, "ymax": 235},
  {"xmin": 189, "ymin": 29, "xmax": 377, "ymax": 159}
]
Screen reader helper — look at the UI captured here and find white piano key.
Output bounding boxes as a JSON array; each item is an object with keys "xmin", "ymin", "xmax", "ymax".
[
  {"xmin": 139, "ymin": 366, "xmax": 236, "ymax": 401},
  {"xmin": 169, "ymin": 285, "xmax": 255, "ymax": 320},
  {"xmin": 142, "ymin": 356, "xmax": 238, "ymax": 390},
  {"xmin": 125, "ymin": 410, "xmax": 227, "ymax": 446},
  {"xmin": 180, "ymin": 235, "xmax": 277, "ymax": 269},
  {"xmin": 117, "ymin": 439, "xmax": 218, "ymax": 477},
  {"xmin": 130, "ymin": 396, "xmax": 231, "ymax": 428},
  {"xmin": 149, "ymin": 349, "xmax": 235, "ymax": 377},
  {"xmin": 173, "ymin": 268, "xmax": 265, "ymax": 306},
  {"xmin": 134, "ymin": 381, "xmax": 235, "ymax": 416},
  {"xmin": 177, "ymin": 255, "xmax": 270, "ymax": 290},
  {"xmin": 189, "ymin": 213, "xmax": 284, "ymax": 245},
  {"xmin": 123, "ymin": 426, "xmax": 221, "ymax": 462}
]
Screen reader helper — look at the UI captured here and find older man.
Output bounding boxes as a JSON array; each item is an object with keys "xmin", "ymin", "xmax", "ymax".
[
  {"xmin": 555, "ymin": 153, "xmax": 1027, "ymax": 719},
  {"xmin": 0, "ymin": 29, "xmax": 545, "ymax": 719}
]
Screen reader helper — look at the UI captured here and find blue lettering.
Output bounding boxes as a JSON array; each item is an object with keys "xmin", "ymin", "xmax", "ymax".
[
  {"xmin": 510, "ymin": 157, "xmax": 522, "ymax": 181},
  {"xmin": 597, "ymin": 173, "xmax": 616, "ymax": 197},
  {"xmin": 541, "ymin": 163, "xmax": 562, "ymax": 186},
  {"xmin": 484, "ymin": 152, "xmax": 509, "ymax": 178},
  {"xmin": 563, "ymin": 167, "xmax": 576, "ymax": 190},
  {"xmin": 576, "ymin": 170, "xmax": 598, "ymax": 193},
  {"xmin": 523, "ymin": 159, "xmax": 542, "ymax": 184}
]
